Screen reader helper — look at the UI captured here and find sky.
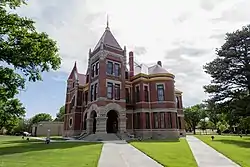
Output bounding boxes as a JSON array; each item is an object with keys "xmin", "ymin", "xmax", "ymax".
[{"xmin": 15, "ymin": 0, "xmax": 250, "ymax": 118}]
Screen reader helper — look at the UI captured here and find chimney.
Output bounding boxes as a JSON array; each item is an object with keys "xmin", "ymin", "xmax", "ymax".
[
  {"xmin": 129, "ymin": 51, "xmax": 134, "ymax": 77},
  {"xmin": 157, "ymin": 61, "xmax": 162, "ymax": 67}
]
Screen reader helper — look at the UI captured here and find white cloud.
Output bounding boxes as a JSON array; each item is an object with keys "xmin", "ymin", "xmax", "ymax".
[{"xmin": 16, "ymin": 0, "xmax": 250, "ymax": 107}]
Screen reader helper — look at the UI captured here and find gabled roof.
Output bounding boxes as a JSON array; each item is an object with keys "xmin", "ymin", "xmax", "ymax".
[
  {"xmin": 68, "ymin": 61, "xmax": 86, "ymax": 86},
  {"xmin": 93, "ymin": 26, "xmax": 122, "ymax": 51}
]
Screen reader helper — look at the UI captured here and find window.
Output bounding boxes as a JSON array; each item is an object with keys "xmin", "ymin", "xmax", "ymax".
[
  {"xmin": 178, "ymin": 117, "xmax": 181, "ymax": 129},
  {"xmin": 114, "ymin": 84, "xmax": 120, "ymax": 100},
  {"xmin": 91, "ymin": 64, "xmax": 95, "ymax": 77},
  {"xmin": 144, "ymin": 85, "xmax": 149, "ymax": 102},
  {"xmin": 107, "ymin": 82, "xmax": 113, "ymax": 99},
  {"xmin": 168, "ymin": 113, "xmax": 172, "ymax": 128},
  {"xmin": 157, "ymin": 84, "xmax": 165, "ymax": 101},
  {"xmin": 136, "ymin": 86, "xmax": 140, "ymax": 102},
  {"xmin": 72, "ymin": 82, "xmax": 75, "ymax": 88},
  {"xmin": 95, "ymin": 62, "xmax": 99, "ymax": 76},
  {"xmin": 125, "ymin": 71, "xmax": 129, "ymax": 79},
  {"xmin": 69, "ymin": 117, "xmax": 73, "ymax": 128},
  {"xmin": 85, "ymin": 92, "xmax": 88, "ymax": 105},
  {"xmin": 145, "ymin": 113, "xmax": 150, "ymax": 129},
  {"xmin": 90, "ymin": 85, "xmax": 94, "ymax": 101},
  {"xmin": 107, "ymin": 61, "xmax": 113, "ymax": 75},
  {"xmin": 125, "ymin": 88, "xmax": 130, "ymax": 103},
  {"xmin": 153, "ymin": 113, "xmax": 159, "ymax": 129},
  {"xmin": 94, "ymin": 83, "xmax": 98, "ymax": 100},
  {"xmin": 160, "ymin": 112, "xmax": 165, "ymax": 128},
  {"xmin": 136, "ymin": 113, "xmax": 140, "ymax": 129},
  {"xmin": 176, "ymin": 97, "xmax": 180, "ymax": 108},
  {"xmin": 114, "ymin": 63, "xmax": 120, "ymax": 77}
]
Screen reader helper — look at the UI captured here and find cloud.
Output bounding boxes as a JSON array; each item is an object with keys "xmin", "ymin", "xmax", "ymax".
[
  {"xmin": 15, "ymin": 0, "xmax": 250, "ymax": 108},
  {"xmin": 199, "ymin": 0, "xmax": 215, "ymax": 11},
  {"xmin": 166, "ymin": 46, "xmax": 210, "ymax": 58},
  {"xmin": 133, "ymin": 46, "xmax": 147, "ymax": 56}
]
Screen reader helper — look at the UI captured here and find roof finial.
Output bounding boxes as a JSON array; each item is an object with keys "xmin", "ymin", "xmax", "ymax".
[{"xmin": 106, "ymin": 14, "xmax": 110, "ymax": 30}]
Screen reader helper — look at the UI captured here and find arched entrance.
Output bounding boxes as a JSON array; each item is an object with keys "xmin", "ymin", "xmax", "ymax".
[
  {"xmin": 106, "ymin": 110, "xmax": 118, "ymax": 133},
  {"xmin": 90, "ymin": 111, "xmax": 97, "ymax": 134}
]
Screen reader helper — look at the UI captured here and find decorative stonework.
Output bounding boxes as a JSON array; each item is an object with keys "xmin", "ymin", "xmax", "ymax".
[
  {"xmin": 87, "ymin": 104, "xmax": 100, "ymax": 118},
  {"xmin": 102, "ymin": 103, "xmax": 125, "ymax": 116}
]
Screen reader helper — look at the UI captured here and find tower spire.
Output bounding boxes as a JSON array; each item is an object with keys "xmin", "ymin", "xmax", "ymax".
[{"xmin": 106, "ymin": 15, "xmax": 110, "ymax": 30}]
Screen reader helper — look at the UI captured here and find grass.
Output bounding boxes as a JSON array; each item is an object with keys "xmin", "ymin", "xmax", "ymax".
[
  {"xmin": 131, "ymin": 139, "xmax": 197, "ymax": 167},
  {"xmin": 0, "ymin": 135, "xmax": 103, "ymax": 167},
  {"xmin": 196, "ymin": 135, "xmax": 250, "ymax": 167}
]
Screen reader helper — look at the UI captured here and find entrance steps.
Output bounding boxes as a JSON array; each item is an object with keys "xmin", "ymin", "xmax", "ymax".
[{"xmin": 82, "ymin": 133, "xmax": 121, "ymax": 141}]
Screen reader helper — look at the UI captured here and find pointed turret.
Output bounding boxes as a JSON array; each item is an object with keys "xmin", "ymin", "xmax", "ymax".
[{"xmin": 93, "ymin": 17, "xmax": 122, "ymax": 52}]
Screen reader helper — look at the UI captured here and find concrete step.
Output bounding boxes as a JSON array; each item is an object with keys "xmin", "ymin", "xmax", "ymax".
[{"xmin": 82, "ymin": 133, "xmax": 120, "ymax": 141}]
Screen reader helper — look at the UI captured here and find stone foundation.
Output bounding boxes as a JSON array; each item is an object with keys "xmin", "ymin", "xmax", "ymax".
[
  {"xmin": 134, "ymin": 129, "xmax": 180, "ymax": 139},
  {"xmin": 63, "ymin": 130, "xmax": 82, "ymax": 137}
]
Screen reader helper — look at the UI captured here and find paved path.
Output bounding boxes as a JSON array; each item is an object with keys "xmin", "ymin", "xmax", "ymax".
[
  {"xmin": 98, "ymin": 140, "xmax": 163, "ymax": 167},
  {"xmin": 186, "ymin": 136, "xmax": 240, "ymax": 167}
]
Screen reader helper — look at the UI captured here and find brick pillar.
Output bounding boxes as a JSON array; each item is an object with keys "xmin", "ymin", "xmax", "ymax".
[{"xmin": 129, "ymin": 51, "xmax": 134, "ymax": 78}]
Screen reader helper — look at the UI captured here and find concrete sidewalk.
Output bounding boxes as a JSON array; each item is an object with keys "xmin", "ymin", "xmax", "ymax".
[
  {"xmin": 186, "ymin": 136, "xmax": 240, "ymax": 167},
  {"xmin": 98, "ymin": 140, "xmax": 163, "ymax": 167}
]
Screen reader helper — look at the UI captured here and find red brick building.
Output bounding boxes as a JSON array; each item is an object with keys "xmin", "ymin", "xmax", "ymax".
[{"xmin": 64, "ymin": 24, "xmax": 185, "ymax": 139}]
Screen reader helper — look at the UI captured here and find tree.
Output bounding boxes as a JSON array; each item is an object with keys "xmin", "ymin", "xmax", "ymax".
[
  {"xmin": 0, "ymin": 0, "xmax": 61, "ymax": 128},
  {"xmin": 54, "ymin": 105, "xmax": 65, "ymax": 122},
  {"xmin": 30, "ymin": 113, "xmax": 52, "ymax": 125},
  {"xmin": 0, "ymin": 98, "xmax": 25, "ymax": 130},
  {"xmin": 184, "ymin": 104, "xmax": 204, "ymax": 134},
  {"xmin": 204, "ymin": 25, "xmax": 250, "ymax": 116},
  {"xmin": 204, "ymin": 101, "xmax": 221, "ymax": 130}
]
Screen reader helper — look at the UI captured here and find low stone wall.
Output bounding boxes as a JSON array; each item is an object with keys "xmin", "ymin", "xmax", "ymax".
[{"xmin": 134, "ymin": 129, "xmax": 180, "ymax": 139}]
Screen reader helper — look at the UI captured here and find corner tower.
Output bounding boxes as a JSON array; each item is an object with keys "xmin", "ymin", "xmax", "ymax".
[{"xmin": 84, "ymin": 21, "xmax": 127, "ymax": 135}]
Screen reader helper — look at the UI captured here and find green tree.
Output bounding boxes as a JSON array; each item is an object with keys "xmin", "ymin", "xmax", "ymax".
[
  {"xmin": 0, "ymin": 0, "xmax": 61, "ymax": 129},
  {"xmin": 203, "ymin": 25, "xmax": 250, "ymax": 116},
  {"xmin": 30, "ymin": 113, "xmax": 52, "ymax": 125},
  {"xmin": 0, "ymin": 98, "xmax": 25, "ymax": 130},
  {"xmin": 54, "ymin": 105, "xmax": 65, "ymax": 122},
  {"xmin": 204, "ymin": 101, "xmax": 221, "ymax": 130},
  {"xmin": 184, "ymin": 104, "xmax": 204, "ymax": 134}
]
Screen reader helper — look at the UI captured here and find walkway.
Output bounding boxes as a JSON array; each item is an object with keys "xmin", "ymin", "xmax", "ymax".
[
  {"xmin": 186, "ymin": 136, "xmax": 240, "ymax": 167},
  {"xmin": 98, "ymin": 140, "xmax": 163, "ymax": 167}
]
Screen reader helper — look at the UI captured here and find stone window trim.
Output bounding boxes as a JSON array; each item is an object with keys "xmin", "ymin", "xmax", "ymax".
[
  {"xmin": 106, "ymin": 59, "xmax": 121, "ymax": 77},
  {"xmin": 69, "ymin": 117, "xmax": 73, "ymax": 128},
  {"xmin": 106, "ymin": 79, "xmax": 121, "ymax": 86}
]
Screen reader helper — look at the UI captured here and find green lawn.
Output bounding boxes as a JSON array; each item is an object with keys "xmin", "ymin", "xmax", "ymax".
[
  {"xmin": 196, "ymin": 135, "xmax": 250, "ymax": 167},
  {"xmin": 131, "ymin": 139, "xmax": 197, "ymax": 167},
  {"xmin": 0, "ymin": 136, "xmax": 103, "ymax": 167}
]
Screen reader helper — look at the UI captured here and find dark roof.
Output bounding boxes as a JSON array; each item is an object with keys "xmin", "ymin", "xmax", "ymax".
[{"xmin": 93, "ymin": 27, "xmax": 122, "ymax": 51}]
